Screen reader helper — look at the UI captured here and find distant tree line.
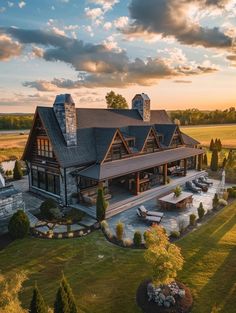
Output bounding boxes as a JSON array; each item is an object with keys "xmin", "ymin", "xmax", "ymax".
[
  {"xmin": 0, "ymin": 114, "xmax": 33, "ymax": 130},
  {"xmin": 170, "ymin": 107, "xmax": 236, "ymax": 125}
]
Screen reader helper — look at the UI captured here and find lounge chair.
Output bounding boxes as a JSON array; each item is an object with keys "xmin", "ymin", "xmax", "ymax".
[
  {"xmin": 138, "ymin": 205, "xmax": 164, "ymax": 218},
  {"xmin": 193, "ymin": 179, "xmax": 208, "ymax": 192},
  {"xmin": 136, "ymin": 209, "xmax": 162, "ymax": 223},
  {"xmin": 199, "ymin": 176, "xmax": 213, "ymax": 186},
  {"xmin": 186, "ymin": 181, "xmax": 201, "ymax": 193}
]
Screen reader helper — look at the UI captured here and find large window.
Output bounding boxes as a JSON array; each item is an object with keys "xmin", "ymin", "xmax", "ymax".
[
  {"xmin": 37, "ymin": 138, "xmax": 53, "ymax": 158},
  {"xmin": 31, "ymin": 166, "xmax": 60, "ymax": 195}
]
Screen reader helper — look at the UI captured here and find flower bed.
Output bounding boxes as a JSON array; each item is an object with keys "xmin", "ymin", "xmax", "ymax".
[{"xmin": 136, "ymin": 280, "xmax": 193, "ymax": 313}]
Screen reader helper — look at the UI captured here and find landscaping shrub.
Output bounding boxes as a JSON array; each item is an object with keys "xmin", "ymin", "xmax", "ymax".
[
  {"xmin": 8, "ymin": 210, "xmax": 30, "ymax": 239},
  {"xmin": 39, "ymin": 198, "xmax": 61, "ymax": 221},
  {"xmin": 116, "ymin": 221, "xmax": 124, "ymax": 241},
  {"xmin": 189, "ymin": 214, "xmax": 196, "ymax": 226},
  {"xmin": 178, "ymin": 219, "xmax": 186, "ymax": 233},
  {"xmin": 197, "ymin": 202, "xmax": 205, "ymax": 220},
  {"xmin": 65, "ymin": 208, "xmax": 83, "ymax": 223},
  {"xmin": 100, "ymin": 220, "xmax": 108, "ymax": 231},
  {"xmin": 227, "ymin": 187, "xmax": 236, "ymax": 198},
  {"xmin": 210, "ymin": 149, "xmax": 218, "ymax": 172},
  {"xmin": 223, "ymin": 191, "xmax": 229, "ymax": 201},
  {"xmin": 96, "ymin": 188, "xmax": 108, "ymax": 221},
  {"xmin": 29, "ymin": 284, "xmax": 48, "ymax": 313},
  {"xmin": 123, "ymin": 238, "xmax": 133, "ymax": 247},
  {"xmin": 133, "ymin": 231, "xmax": 142, "ymax": 247},
  {"xmin": 170, "ymin": 230, "xmax": 180, "ymax": 239},
  {"xmin": 13, "ymin": 160, "xmax": 23, "ymax": 180},
  {"xmin": 212, "ymin": 193, "xmax": 219, "ymax": 209}
]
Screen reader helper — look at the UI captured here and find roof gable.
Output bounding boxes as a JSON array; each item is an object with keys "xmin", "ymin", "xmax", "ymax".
[{"xmin": 142, "ymin": 127, "xmax": 161, "ymax": 153}]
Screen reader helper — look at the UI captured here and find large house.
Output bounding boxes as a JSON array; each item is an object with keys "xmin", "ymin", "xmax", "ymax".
[{"xmin": 22, "ymin": 93, "xmax": 204, "ymax": 207}]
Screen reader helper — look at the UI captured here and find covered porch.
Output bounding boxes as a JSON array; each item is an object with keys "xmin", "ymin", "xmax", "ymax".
[{"xmin": 75, "ymin": 147, "xmax": 204, "ymax": 207}]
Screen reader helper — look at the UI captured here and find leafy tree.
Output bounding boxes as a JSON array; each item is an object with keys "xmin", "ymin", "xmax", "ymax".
[
  {"xmin": 116, "ymin": 221, "xmax": 124, "ymax": 241},
  {"xmin": 54, "ymin": 275, "xmax": 78, "ymax": 313},
  {"xmin": 144, "ymin": 225, "xmax": 184, "ymax": 286},
  {"xmin": 0, "ymin": 272, "xmax": 27, "ymax": 313},
  {"xmin": 8, "ymin": 210, "xmax": 30, "ymax": 239},
  {"xmin": 96, "ymin": 188, "xmax": 108, "ymax": 221},
  {"xmin": 210, "ymin": 149, "xmax": 218, "ymax": 171},
  {"xmin": 197, "ymin": 202, "xmax": 205, "ymax": 219},
  {"xmin": 29, "ymin": 284, "xmax": 48, "ymax": 313},
  {"xmin": 133, "ymin": 231, "xmax": 142, "ymax": 247},
  {"xmin": 13, "ymin": 160, "xmax": 23, "ymax": 180},
  {"xmin": 105, "ymin": 91, "xmax": 128, "ymax": 109}
]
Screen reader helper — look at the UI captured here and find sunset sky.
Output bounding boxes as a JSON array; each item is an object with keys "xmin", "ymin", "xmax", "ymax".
[{"xmin": 0, "ymin": 0, "xmax": 236, "ymax": 113}]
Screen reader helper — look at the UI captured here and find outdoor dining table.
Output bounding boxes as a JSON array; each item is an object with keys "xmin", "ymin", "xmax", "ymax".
[{"xmin": 158, "ymin": 191, "xmax": 193, "ymax": 210}]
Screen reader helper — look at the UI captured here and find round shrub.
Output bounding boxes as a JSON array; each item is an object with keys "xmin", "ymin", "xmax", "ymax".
[
  {"xmin": 218, "ymin": 198, "xmax": 228, "ymax": 207},
  {"xmin": 133, "ymin": 231, "xmax": 142, "ymax": 247},
  {"xmin": 13, "ymin": 160, "xmax": 23, "ymax": 180},
  {"xmin": 170, "ymin": 231, "xmax": 180, "ymax": 239},
  {"xmin": 40, "ymin": 198, "xmax": 61, "ymax": 220},
  {"xmin": 116, "ymin": 221, "xmax": 124, "ymax": 241},
  {"xmin": 197, "ymin": 202, "xmax": 205, "ymax": 220},
  {"xmin": 8, "ymin": 210, "xmax": 30, "ymax": 239},
  {"xmin": 189, "ymin": 214, "xmax": 196, "ymax": 226}
]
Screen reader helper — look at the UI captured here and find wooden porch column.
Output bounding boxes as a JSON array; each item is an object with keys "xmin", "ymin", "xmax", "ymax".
[
  {"xmin": 197, "ymin": 154, "xmax": 203, "ymax": 171},
  {"xmin": 135, "ymin": 172, "xmax": 140, "ymax": 195},
  {"xmin": 184, "ymin": 159, "xmax": 187, "ymax": 176},
  {"xmin": 163, "ymin": 164, "xmax": 168, "ymax": 185}
]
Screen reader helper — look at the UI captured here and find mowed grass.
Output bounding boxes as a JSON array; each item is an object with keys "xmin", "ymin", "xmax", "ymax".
[
  {"xmin": 0, "ymin": 133, "xmax": 28, "ymax": 162},
  {"xmin": 0, "ymin": 202, "xmax": 236, "ymax": 313},
  {"xmin": 181, "ymin": 124, "xmax": 236, "ymax": 148}
]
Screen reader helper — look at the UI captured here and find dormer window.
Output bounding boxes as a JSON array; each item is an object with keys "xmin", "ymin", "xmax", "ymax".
[{"xmin": 37, "ymin": 137, "xmax": 53, "ymax": 158}]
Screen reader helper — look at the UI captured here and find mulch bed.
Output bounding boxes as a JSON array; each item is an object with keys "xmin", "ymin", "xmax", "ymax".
[
  {"xmin": 136, "ymin": 280, "xmax": 193, "ymax": 313},
  {"xmin": 0, "ymin": 233, "xmax": 14, "ymax": 250}
]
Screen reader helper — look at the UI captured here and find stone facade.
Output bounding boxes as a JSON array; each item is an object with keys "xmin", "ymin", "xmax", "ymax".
[
  {"xmin": 0, "ymin": 185, "xmax": 24, "ymax": 219},
  {"xmin": 132, "ymin": 93, "xmax": 151, "ymax": 122},
  {"xmin": 53, "ymin": 94, "xmax": 77, "ymax": 146}
]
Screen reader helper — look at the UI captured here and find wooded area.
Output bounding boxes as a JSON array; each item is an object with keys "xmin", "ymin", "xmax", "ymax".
[{"xmin": 0, "ymin": 114, "xmax": 33, "ymax": 130}]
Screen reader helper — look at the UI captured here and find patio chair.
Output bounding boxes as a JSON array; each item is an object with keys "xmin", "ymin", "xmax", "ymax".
[
  {"xmin": 199, "ymin": 176, "xmax": 213, "ymax": 186},
  {"xmin": 138, "ymin": 205, "xmax": 164, "ymax": 218},
  {"xmin": 193, "ymin": 179, "xmax": 208, "ymax": 192},
  {"xmin": 185, "ymin": 181, "xmax": 201, "ymax": 193},
  {"xmin": 136, "ymin": 209, "xmax": 162, "ymax": 224}
]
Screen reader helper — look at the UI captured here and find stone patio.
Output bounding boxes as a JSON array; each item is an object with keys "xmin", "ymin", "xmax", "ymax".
[{"xmin": 107, "ymin": 178, "xmax": 229, "ymax": 238}]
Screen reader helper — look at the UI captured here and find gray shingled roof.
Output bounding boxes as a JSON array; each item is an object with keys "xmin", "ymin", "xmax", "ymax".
[
  {"xmin": 181, "ymin": 132, "xmax": 200, "ymax": 146},
  {"xmin": 78, "ymin": 147, "xmax": 204, "ymax": 180},
  {"xmin": 155, "ymin": 124, "xmax": 177, "ymax": 146},
  {"xmin": 128, "ymin": 125, "xmax": 152, "ymax": 151},
  {"xmin": 94, "ymin": 128, "xmax": 117, "ymax": 162}
]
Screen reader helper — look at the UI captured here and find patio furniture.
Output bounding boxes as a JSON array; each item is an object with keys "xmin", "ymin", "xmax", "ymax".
[
  {"xmin": 137, "ymin": 209, "xmax": 162, "ymax": 223},
  {"xmin": 199, "ymin": 176, "xmax": 213, "ymax": 186},
  {"xmin": 193, "ymin": 179, "xmax": 208, "ymax": 192},
  {"xmin": 185, "ymin": 181, "xmax": 201, "ymax": 193},
  {"xmin": 138, "ymin": 205, "xmax": 164, "ymax": 218},
  {"xmin": 158, "ymin": 191, "xmax": 193, "ymax": 210}
]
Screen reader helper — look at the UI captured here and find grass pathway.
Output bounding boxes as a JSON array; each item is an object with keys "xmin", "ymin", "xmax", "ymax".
[{"xmin": 0, "ymin": 202, "xmax": 236, "ymax": 313}]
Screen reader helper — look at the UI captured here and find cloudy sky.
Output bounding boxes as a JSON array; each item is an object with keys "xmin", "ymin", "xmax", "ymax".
[{"xmin": 0, "ymin": 0, "xmax": 236, "ymax": 113}]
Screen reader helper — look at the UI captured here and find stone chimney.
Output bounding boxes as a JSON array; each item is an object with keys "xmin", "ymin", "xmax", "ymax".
[
  {"xmin": 132, "ymin": 93, "xmax": 150, "ymax": 122},
  {"xmin": 53, "ymin": 94, "xmax": 77, "ymax": 146}
]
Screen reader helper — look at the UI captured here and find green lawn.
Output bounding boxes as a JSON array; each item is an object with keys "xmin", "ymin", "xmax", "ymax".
[
  {"xmin": 181, "ymin": 124, "xmax": 236, "ymax": 148},
  {"xmin": 0, "ymin": 202, "xmax": 236, "ymax": 313}
]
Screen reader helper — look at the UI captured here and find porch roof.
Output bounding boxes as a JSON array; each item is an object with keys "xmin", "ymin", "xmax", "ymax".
[{"xmin": 78, "ymin": 147, "xmax": 204, "ymax": 181}]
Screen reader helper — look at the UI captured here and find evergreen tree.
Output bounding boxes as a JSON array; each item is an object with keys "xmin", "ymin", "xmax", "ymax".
[
  {"xmin": 203, "ymin": 154, "xmax": 208, "ymax": 166},
  {"xmin": 96, "ymin": 188, "xmax": 108, "ymax": 221},
  {"xmin": 8, "ymin": 210, "xmax": 30, "ymax": 239},
  {"xmin": 13, "ymin": 160, "xmax": 23, "ymax": 180},
  {"xmin": 218, "ymin": 139, "xmax": 222, "ymax": 151},
  {"xmin": 29, "ymin": 284, "xmax": 48, "ymax": 313},
  {"xmin": 209, "ymin": 139, "xmax": 215, "ymax": 151},
  {"xmin": 212, "ymin": 193, "xmax": 219, "ymax": 209},
  {"xmin": 222, "ymin": 157, "xmax": 227, "ymax": 168},
  {"xmin": 54, "ymin": 275, "xmax": 78, "ymax": 313},
  {"xmin": 227, "ymin": 149, "xmax": 234, "ymax": 167},
  {"xmin": 210, "ymin": 149, "xmax": 218, "ymax": 171}
]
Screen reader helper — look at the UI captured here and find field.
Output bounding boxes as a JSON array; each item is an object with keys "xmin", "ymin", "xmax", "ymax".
[
  {"xmin": 0, "ymin": 133, "xmax": 28, "ymax": 162},
  {"xmin": 0, "ymin": 201, "xmax": 236, "ymax": 313},
  {"xmin": 181, "ymin": 124, "xmax": 236, "ymax": 148}
]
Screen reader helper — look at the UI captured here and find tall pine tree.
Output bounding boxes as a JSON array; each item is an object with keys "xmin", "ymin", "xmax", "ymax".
[
  {"xmin": 54, "ymin": 275, "xmax": 78, "ymax": 313},
  {"xmin": 209, "ymin": 139, "xmax": 215, "ymax": 151},
  {"xmin": 203, "ymin": 154, "xmax": 208, "ymax": 166},
  {"xmin": 29, "ymin": 284, "xmax": 48, "ymax": 313},
  {"xmin": 210, "ymin": 149, "xmax": 218, "ymax": 171}
]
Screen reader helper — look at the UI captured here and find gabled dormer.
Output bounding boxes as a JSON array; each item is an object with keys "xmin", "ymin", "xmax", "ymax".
[
  {"xmin": 142, "ymin": 127, "xmax": 161, "ymax": 153},
  {"xmin": 103, "ymin": 129, "xmax": 131, "ymax": 163},
  {"xmin": 169, "ymin": 126, "xmax": 184, "ymax": 147}
]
